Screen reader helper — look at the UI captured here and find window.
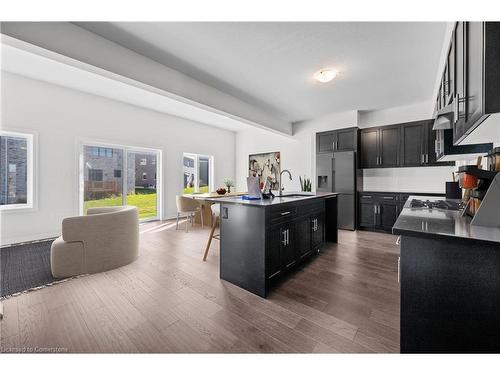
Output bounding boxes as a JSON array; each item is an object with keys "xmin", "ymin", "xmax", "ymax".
[
  {"xmin": 183, "ymin": 153, "xmax": 213, "ymax": 194},
  {"xmin": 88, "ymin": 169, "xmax": 103, "ymax": 181},
  {"xmin": 1, "ymin": 131, "xmax": 34, "ymax": 209},
  {"xmin": 81, "ymin": 143, "xmax": 161, "ymax": 221}
]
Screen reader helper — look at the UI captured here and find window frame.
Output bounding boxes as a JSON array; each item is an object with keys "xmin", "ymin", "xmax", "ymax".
[
  {"xmin": 0, "ymin": 130, "xmax": 36, "ymax": 211},
  {"xmin": 78, "ymin": 140, "xmax": 162, "ymax": 222},
  {"xmin": 183, "ymin": 152, "xmax": 214, "ymax": 194}
]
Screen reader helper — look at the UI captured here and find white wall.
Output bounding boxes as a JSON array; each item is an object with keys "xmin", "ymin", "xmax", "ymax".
[
  {"xmin": 357, "ymin": 100, "xmax": 434, "ymax": 128},
  {"xmin": 0, "ymin": 72, "xmax": 236, "ymax": 245}
]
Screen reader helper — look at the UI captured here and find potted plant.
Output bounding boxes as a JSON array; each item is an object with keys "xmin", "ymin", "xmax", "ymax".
[
  {"xmin": 299, "ymin": 176, "xmax": 312, "ymax": 192},
  {"xmin": 223, "ymin": 178, "xmax": 235, "ymax": 193}
]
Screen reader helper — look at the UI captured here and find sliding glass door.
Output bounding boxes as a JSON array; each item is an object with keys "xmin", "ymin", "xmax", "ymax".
[
  {"xmin": 81, "ymin": 143, "xmax": 160, "ymax": 221},
  {"xmin": 126, "ymin": 150, "xmax": 158, "ymax": 220}
]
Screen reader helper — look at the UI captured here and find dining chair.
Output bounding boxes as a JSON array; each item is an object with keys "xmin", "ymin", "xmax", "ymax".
[{"xmin": 176, "ymin": 196, "xmax": 203, "ymax": 232}]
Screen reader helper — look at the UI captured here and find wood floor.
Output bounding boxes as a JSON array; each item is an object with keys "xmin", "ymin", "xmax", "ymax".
[{"xmin": 0, "ymin": 220, "xmax": 400, "ymax": 353}]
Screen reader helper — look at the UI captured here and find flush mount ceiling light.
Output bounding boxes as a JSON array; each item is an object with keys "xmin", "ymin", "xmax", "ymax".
[{"xmin": 313, "ymin": 68, "xmax": 338, "ymax": 83}]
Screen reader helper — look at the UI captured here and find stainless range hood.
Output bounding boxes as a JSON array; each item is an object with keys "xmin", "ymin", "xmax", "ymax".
[
  {"xmin": 432, "ymin": 105, "xmax": 454, "ymax": 130},
  {"xmin": 433, "ymin": 108, "xmax": 492, "ymax": 161}
]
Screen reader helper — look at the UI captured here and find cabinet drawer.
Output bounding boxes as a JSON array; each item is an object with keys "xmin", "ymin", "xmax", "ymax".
[
  {"xmin": 269, "ymin": 204, "xmax": 297, "ymax": 223},
  {"xmin": 360, "ymin": 194, "xmax": 376, "ymax": 202},
  {"xmin": 376, "ymin": 194, "xmax": 398, "ymax": 202},
  {"xmin": 299, "ymin": 199, "xmax": 325, "ymax": 214}
]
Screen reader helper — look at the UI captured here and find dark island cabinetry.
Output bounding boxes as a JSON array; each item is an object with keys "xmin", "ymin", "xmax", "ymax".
[{"xmin": 218, "ymin": 194, "xmax": 337, "ymax": 297}]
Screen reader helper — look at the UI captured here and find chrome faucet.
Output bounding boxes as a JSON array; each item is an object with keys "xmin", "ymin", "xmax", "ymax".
[{"xmin": 279, "ymin": 169, "xmax": 292, "ymax": 197}]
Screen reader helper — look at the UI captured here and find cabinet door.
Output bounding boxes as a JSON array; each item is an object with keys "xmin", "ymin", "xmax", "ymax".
[
  {"xmin": 317, "ymin": 132, "xmax": 335, "ymax": 153},
  {"xmin": 336, "ymin": 128, "xmax": 356, "ymax": 151},
  {"xmin": 267, "ymin": 225, "xmax": 282, "ymax": 279},
  {"xmin": 379, "ymin": 126, "xmax": 400, "ymax": 167},
  {"xmin": 454, "ymin": 22, "xmax": 466, "ymax": 143},
  {"xmin": 379, "ymin": 203, "xmax": 399, "ymax": 231},
  {"xmin": 401, "ymin": 123, "xmax": 425, "ymax": 166},
  {"xmin": 446, "ymin": 33, "xmax": 456, "ymax": 103},
  {"xmin": 360, "ymin": 128, "xmax": 379, "ymax": 168},
  {"xmin": 296, "ymin": 215, "xmax": 312, "ymax": 258},
  {"xmin": 463, "ymin": 22, "xmax": 484, "ymax": 135},
  {"xmin": 359, "ymin": 200, "xmax": 376, "ymax": 227},
  {"xmin": 280, "ymin": 222, "xmax": 296, "ymax": 269},
  {"xmin": 311, "ymin": 213, "xmax": 325, "ymax": 249}
]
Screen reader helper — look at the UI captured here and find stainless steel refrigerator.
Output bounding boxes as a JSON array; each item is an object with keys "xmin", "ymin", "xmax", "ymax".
[{"xmin": 317, "ymin": 151, "xmax": 356, "ymax": 230}]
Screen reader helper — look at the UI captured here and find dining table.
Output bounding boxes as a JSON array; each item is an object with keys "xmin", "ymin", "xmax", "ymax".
[{"xmin": 182, "ymin": 191, "xmax": 246, "ymax": 226}]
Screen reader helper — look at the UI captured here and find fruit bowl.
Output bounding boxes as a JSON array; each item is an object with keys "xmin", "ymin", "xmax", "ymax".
[{"xmin": 216, "ymin": 187, "xmax": 227, "ymax": 195}]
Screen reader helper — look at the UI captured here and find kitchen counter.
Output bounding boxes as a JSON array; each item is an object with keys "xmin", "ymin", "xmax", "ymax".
[
  {"xmin": 206, "ymin": 191, "xmax": 337, "ymax": 206},
  {"xmin": 393, "ymin": 195, "xmax": 500, "ymax": 245},
  {"xmin": 395, "ymin": 196, "xmax": 500, "ymax": 353}
]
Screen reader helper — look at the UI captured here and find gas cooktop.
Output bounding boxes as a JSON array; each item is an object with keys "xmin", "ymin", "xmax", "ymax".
[{"xmin": 410, "ymin": 199, "xmax": 465, "ymax": 211}]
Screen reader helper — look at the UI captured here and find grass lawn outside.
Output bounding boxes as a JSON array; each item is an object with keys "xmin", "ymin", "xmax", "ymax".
[
  {"xmin": 84, "ymin": 193, "xmax": 157, "ymax": 219},
  {"xmin": 183, "ymin": 186, "xmax": 209, "ymax": 194}
]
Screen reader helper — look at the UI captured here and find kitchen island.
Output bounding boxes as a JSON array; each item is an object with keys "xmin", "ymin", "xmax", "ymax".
[
  {"xmin": 208, "ymin": 192, "xmax": 338, "ymax": 297},
  {"xmin": 393, "ymin": 196, "xmax": 500, "ymax": 353}
]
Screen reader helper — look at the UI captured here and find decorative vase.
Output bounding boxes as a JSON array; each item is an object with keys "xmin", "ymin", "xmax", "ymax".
[{"xmin": 227, "ymin": 186, "xmax": 231, "ymax": 193}]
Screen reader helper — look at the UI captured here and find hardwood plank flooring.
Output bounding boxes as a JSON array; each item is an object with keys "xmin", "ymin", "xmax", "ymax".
[{"xmin": 0, "ymin": 220, "xmax": 400, "ymax": 353}]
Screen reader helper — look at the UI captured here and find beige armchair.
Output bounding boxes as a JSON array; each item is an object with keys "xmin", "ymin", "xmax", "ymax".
[
  {"xmin": 50, "ymin": 206, "xmax": 139, "ymax": 278},
  {"xmin": 176, "ymin": 196, "xmax": 203, "ymax": 232}
]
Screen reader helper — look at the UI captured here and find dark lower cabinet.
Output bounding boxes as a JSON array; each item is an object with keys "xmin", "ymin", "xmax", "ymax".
[
  {"xmin": 267, "ymin": 225, "xmax": 283, "ymax": 279},
  {"xmin": 296, "ymin": 215, "xmax": 312, "ymax": 258},
  {"xmin": 280, "ymin": 222, "xmax": 296, "ymax": 270},
  {"xmin": 220, "ymin": 196, "xmax": 337, "ymax": 298},
  {"xmin": 379, "ymin": 202, "xmax": 398, "ymax": 231},
  {"xmin": 311, "ymin": 212, "xmax": 325, "ymax": 250},
  {"xmin": 400, "ymin": 235, "xmax": 500, "ymax": 353},
  {"xmin": 359, "ymin": 198, "xmax": 376, "ymax": 228},
  {"xmin": 358, "ymin": 192, "xmax": 445, "ymax": 233}
]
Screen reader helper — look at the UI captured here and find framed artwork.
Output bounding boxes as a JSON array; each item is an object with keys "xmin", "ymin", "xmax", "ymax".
[{"xmin": 248, "ymin": 151, "xmax": 281, "ymax": 190}]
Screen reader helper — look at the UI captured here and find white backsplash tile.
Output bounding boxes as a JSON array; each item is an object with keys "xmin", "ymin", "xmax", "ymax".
[{"xmin": 362, "ymin": 166, "xmax": 456, "ymax": 193}]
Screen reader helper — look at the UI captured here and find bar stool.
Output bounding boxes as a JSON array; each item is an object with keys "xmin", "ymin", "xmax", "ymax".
[{"xmin": 203, "ymin": 204, "xmax": 220, "ymax": 261}]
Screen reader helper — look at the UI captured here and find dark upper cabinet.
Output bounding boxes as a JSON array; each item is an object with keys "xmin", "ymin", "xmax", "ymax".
[
  {"xmin": 359, "ymin": 120, "xmax": 452, "ymax": 168},
  {"xmin": 379, "ymin": 126, "xmax": 400, "ymax": 167},
  {"xmin": 317, "ymin": 132, "xmax": 335, "ymax": 153},
  {"xmin": 401, "ymin": 122, "xmax": 426, "ymax": 166},
  {"xmin": 335, "ymin": 128, "xmax": 357, "ymax": 151},
  {"xmin": 359, "ymin": 128, "xmax": 379, "ymax": 168},
  {"xmin": 449, "ymin": 22, "xmax": 500, "ymax": 144},
  {"xmin": 317, "ymin": 127, "xmax": 357, "ymax": 154}
]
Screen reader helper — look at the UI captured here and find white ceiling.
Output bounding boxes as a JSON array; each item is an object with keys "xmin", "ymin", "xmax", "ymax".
[
  {"xmin": 1, "ymin": 37, "xmax": 253, "ymax": 133},
  {"xmin": 76, "ymin": 22, "xmax": 448, "ymax": 123}
]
